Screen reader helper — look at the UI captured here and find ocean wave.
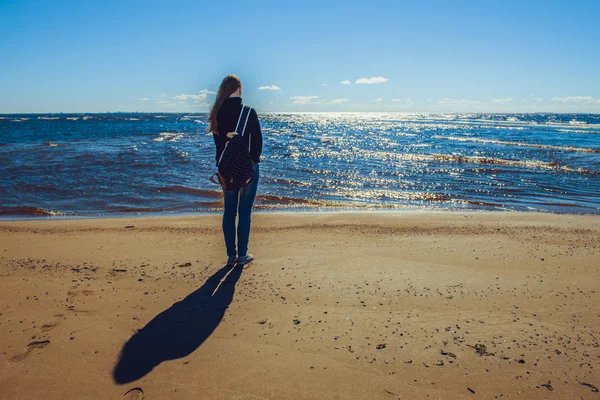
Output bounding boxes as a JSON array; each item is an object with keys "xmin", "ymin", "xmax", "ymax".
[
  {"xmin": 38, "ymin": 116, "xmax": 60, "ymax": 120},
  {"xmin": 257, "ymin": 194, "xmax": 325, "ymax": 205},
  {"xmin": 556, "ymin": 129, "xmax": 600, "ymax": 134},
  {"xmin": 0, "ymin": 206, "xmax": 66, "ymax": 216},
  {"xmin": 181, "ymin": 115, "xmax": 203, "ymax": 121},
  {"xmin": 267, "ymin": 178, "xmax": 311, "ymax": 187},
  {"xmin": 355, "ymin": 149, "xmax": 600, "ymax": 175},
  {"xmin": 109, "ymin": 206, "xmax": 177, "ymax": 213},
  {"xmin": 569, "ymin": 119, "xmax": 587, "ymax": 125},
  {"xmin": 433, "ymin": 135, "xmax": 599, "ymax": 153},
  {"xmin": 153, "ymin": 132, "xmax": 185, "ymax": 142},
  {"xmin": 256, "ymin": 193, "xmax": 505, "ymax": 209},
  {"xmin": 66, "ymin": 117, "xmax": 79, "ymax": 121},
  {"xmin": 169, "ymin": 147, "xmax": 190, "ymax": 159},
  {"xmin": 413, "ymin": 117, "xmax": 600, "ymax": 133},
  {"xmin": 157, "ymin": 186, "xmax": 222, "ymax": 198},
  {"xmin": 335, "ymin": 189, "xmax": 449, "ymax": 202}
]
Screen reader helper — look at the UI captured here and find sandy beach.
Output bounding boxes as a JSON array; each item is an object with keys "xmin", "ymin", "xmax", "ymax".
[{"xmin": 0, "ymin": 211, "xmax": 599, "ymax": 399}]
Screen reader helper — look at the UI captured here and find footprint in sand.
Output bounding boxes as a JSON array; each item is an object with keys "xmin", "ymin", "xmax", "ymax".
[
  {"xmin": 41, "ymin": 313, "xmax": 65, "ymax": 332},
  {"xmin": 10, "ymin": 352, "xmax": 29, "ymax": 362},
  {"xmin": 66, "ymin": 290, "xmax": 95, "ymax": 297},
  {"xmin": 41, "ymin": 321, "xmax": 59, "ymax": 332},
  {"xmin": 123, "ymin": 387, "xmax": 144, "ymax": 400},
  {"xmin": 27, "ymin": 340, "xmax": 50, "ymax": 350},
  {"xmin": 10, "ymin": 340, "xmax": 50, "ymax": 362}
]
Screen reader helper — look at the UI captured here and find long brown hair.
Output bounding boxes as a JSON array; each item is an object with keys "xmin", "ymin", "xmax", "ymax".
[{"xmin": 208, "ymin": 74, "xmax": 242, "ymax": 134}]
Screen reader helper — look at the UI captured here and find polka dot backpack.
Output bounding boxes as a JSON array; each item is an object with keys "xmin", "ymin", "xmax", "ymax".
[{"xmin": 213, "ymin": 104, "xmax": 255, "ymax": 191}]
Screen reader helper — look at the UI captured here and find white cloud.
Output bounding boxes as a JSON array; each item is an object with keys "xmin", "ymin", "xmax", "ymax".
[
  {"xmin": 355, "ymin": 77, "xmax": 388, "ymax": 84},
  {"xmin": 340, "ymin": 80, "xmax": 351, "ymax": 85},
  {"xmin": 492, "ymin": 98, "xmax": 513, "ymax": 104},
  {"xmin": 329, "ymin": 98, "xmax": 349, "ymax": 104},
  {"xmin": 258, "ymin": 85, "xmax": 281, "ymax": 91},
  {"xmin": 392, "ymin": 98, "xmax": 414, "ymax": 104},
  {"xmin": 551, "ymin": 96, "xmax": 595, "ymax": 103},
  {"xmin": 321, "ymin": 83, "xmax": 328, "ymax": 87},
  {"xmin": 521, "ymin": 97, "xmax": 544, "ymax": 103},
  {"xmin": 157, "ymin": 100, "xmax": 170, "ymax": 104},
  {"xmin": 173, "ymin": 93, "xmax": 208, "ymax": 101},
  {"xmin": 290, "ymin": 95, "xmax": 319, "ymax": 105},
  {"xmin": 138, "ymin": 97, "xmax": 149, "ymax": 101},
  {"xmin": 438, "ymin": 98, "xmax": 480, "ymax": 105},
  {"xmin": 372, "ymin": 98, "xmax": 383, "ymax": 102},
  {"xmin": 171, "ymin": 89, "xmax": 215, "ymax": 102}
]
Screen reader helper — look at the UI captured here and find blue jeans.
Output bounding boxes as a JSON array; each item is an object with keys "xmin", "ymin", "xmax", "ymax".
[{"xmin": 222, "ymin": 163, "xmax": 259, "ymax": 258}]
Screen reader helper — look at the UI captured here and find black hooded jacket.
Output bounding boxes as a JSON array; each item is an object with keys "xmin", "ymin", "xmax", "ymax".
[{"xmin": 213, "ymin": 97, "xmax": 263, "ymax": 166}]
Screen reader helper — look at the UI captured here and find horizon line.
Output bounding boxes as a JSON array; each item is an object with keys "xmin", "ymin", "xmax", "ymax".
[{"xmin": 2, "ymin": 111, "xmax": 600, "ymax": 115}]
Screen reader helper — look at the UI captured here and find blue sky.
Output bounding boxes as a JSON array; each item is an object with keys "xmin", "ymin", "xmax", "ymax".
[{"xmin": 1, "ymin": 0, "xmax": 599, "ymax": 113}]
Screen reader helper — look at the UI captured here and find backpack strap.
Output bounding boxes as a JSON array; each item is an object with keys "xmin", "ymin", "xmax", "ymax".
[
  {"xmin": 235, "ymin": 105, "xmax": 251, "ymax": 136},
  {"xmin": 233, "ymin": 105, "xmax": 245, "ymax": 133},
  {"xmin": 241, "ymin": 106, "xmax": 251, "ymax": 137},
  {"xmin": 248, "ymin": 107, "xmax": 252, "ymax": 152},
  {"xmin": 245, "ymin": 106, "xmax": 253, "ymax": 152},
  {"xmin": 234, "ymin": 104, "xmax": 253, "ymax": 152}
]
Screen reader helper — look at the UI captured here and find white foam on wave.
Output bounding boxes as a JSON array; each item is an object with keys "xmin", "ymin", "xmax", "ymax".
[
  {"xmin": 311, "ymin": 147, "xmax": 599, "ymax": 175},
  {"xmin": 66, "ymin": 117, "xmax": 79, "ymax": 121},
  {"xmin": 433, "ymin": 135, "xmax": 599, "ymax": 153},
  {"xmin": 171, "ymin": 148, "xmax": 190, "ymax": 158},
  {"xmin": 153, "ymin": 132, "xmax": 185, "ymax": 142},
  {"xmin": 557, "ymin": 129, "xmax": 600, "ymax": 134},
  {"xmin": 38, "ymin": 116, "xmax": 59, "ymax": 120},
  {"xmin": 569, "ymin": 119, "xmax": 587, "ymax": 125},
  {"xmin": 335, "ymin": 188, "xmax": 449, "ymax": 202}
]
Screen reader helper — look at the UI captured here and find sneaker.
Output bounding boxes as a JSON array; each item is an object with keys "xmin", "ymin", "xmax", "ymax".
[
  {"xmin": 237, "ymin": 254, "xmax": 254, "ymax": 266},
  {"xmin": 226, "ymin": 256, "xmax": 237, "ymax": 266}
]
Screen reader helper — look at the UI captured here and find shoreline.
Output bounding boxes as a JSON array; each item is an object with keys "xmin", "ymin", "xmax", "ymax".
[
  {"xmin": 2, "ymin": 206, "xmax": 600, "ymax": 222},
  {"xmin": 1, "ymin": 211, "xmax": 599, "ymax": 399}
]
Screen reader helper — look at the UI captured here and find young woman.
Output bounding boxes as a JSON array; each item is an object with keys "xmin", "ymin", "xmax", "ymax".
[{"xmin": 208, "ymin": 74, "xmax": 263, "ymax": 267}]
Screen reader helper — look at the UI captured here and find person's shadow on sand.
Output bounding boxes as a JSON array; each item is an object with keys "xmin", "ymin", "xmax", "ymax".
[{"xmin": 112, "ymin": 264, "xmax": 243, "ymax": 384}]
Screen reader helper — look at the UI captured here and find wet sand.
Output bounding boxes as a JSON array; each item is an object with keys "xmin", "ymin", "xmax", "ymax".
[{"xmin": 0, "ymin": 212, "xmax": 599, "ymax": 399}]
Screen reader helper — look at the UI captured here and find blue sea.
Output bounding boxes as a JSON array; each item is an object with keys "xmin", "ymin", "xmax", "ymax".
[{"xmin": 1, "ymin": 112, "xmax": 599, "ymax": 218}]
